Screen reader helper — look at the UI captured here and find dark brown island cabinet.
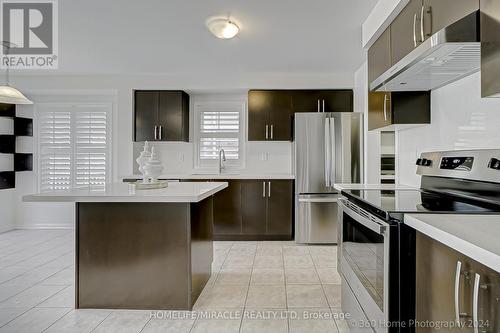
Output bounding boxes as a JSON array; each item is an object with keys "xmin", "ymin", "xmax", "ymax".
[
  {"xmin": 134, "ymin": 90, "xmax": 189, "ymax": 142},
  {"xmin": 213, "ymin": 179, "xmax": 294, "ymax": 241},
  {"xmin": 248, "ymin": 90, "xmax": 353, "ymax": 141}
]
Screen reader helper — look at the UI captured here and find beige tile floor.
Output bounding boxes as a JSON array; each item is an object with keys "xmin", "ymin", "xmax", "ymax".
[{"xmin": 0, "ymin": 230, "xmax": 349, "ymax": 333}]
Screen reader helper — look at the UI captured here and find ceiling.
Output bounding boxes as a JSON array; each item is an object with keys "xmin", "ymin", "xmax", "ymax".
[{"xmin": 52, "ymin": 0, "xmax": 377, "ymax": 76}]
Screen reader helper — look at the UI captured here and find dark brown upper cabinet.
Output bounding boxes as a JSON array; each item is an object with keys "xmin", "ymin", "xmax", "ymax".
[
  {"xmin": 390, "ymin": 0, "xmax": 479, "ymax": 67},
  {"xmin": 481, "ymin": 0, "xmax": 500, "ymax": 97},
  {"xmin": 134, "ymin": 90, "xmax": 189, "ymax": 142},
  {"xmin": 422, "ymin": 0, "xmax": 478, "ymax": 38},
  {"xmin": 368, "ymin": 28, "xmax": 391, "ymax": 86},
  {"xmin": 368, "ymin": 91, "xmax": 430, "ymax": 131},
  {"xmin": 248, "ymin": 90, "xmax": 353, "ymax": 141},
  {"xmin": 390, "ymin": 0, "xmax": 424, "ymax": 65},
  {"xmin": 291, "ymin": 90, "xmax": 353, "ymax": 113},
  {"xmin": 248, "ymin": 90, "xmax": 293, "ymax": 141}
]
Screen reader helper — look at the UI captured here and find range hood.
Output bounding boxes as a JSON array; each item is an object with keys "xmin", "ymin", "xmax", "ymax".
[{"xmin": 370, "ymin": 12, "xmax": 480, "ymax": 92}]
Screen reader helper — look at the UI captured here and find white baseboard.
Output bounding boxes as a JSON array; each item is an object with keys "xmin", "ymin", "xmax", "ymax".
[
  {"xmin": 15, "ymin": 223, "xmax": 74, "ymax": 230},
  {"xmin": 0, "ymin": 225, "xmax": 15, "ymax": 234}
]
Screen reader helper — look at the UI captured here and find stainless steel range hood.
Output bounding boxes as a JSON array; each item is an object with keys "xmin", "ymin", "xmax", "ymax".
[{"xmin": 370, "ymin": 12, "xmax": 480, "ymax": 92}]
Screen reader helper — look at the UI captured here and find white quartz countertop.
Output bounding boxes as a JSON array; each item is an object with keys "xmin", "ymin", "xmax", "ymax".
[
  {"xmin": 405, "ymin": 214, "xmax": 500, "ymax": 273},
  {"xmin": 334, "ymin": 183, "xmax": 416, "ymax": 191},
  {"xmin": 23, "ymin": 182, "xmax": 228, "ymax": 203},
  {"xmin": 123, "ymin": 173, "xmax": 295, "ymax": 180}
]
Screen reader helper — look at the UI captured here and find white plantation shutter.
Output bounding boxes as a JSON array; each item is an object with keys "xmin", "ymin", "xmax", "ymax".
[
  {"xmin": 37, "ymin": 103, "xmax": 111, "ymax": 192},
  {"xmin": 197, "ymin": 102, "xmax": 244, "ymax": 165},
  {"xmin": 74, "ymin": 106, "xmax": 109, "ymax": 189},
  {"xmin": 38, "ymin": 109, "xmax": 72, "ymax": 191}
]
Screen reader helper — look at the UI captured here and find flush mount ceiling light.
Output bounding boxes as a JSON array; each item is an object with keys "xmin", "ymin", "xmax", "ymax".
[
  {"xmin": 0, "ymin": 41, "xmax": 33, "ymax": 105},
  {"xmin": 206, "ymin": 17, "xmax": 240, "ymax": 39}
]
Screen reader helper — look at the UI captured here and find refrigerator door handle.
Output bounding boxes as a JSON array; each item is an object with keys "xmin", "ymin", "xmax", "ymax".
[
  {"xmin": 324, "ymin": 117, "xmax": 330, "ymax": 188},
  {"xmin": 329, "ymin": 116, "xmax": 335, "ymax": 188}
]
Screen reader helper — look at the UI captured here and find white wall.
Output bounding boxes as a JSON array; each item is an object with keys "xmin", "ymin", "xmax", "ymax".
[
  {"xmin": 354, "ymin": 62, "xmax": 380, "ymax": 183},
  {"xmin": 397, "ymin": 73, "xmax": 500, "ymax": 187}
]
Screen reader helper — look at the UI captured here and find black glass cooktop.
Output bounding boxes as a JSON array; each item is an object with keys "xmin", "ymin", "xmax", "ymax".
[{"xmin": 342, "ymin": 189, "xmax": 500, "ymax": 220}]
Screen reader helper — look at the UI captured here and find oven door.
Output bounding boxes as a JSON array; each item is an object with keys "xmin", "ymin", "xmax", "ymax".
[{"xmin": 338, "ymin": 198, "xmax": 390, "ymax": 333}]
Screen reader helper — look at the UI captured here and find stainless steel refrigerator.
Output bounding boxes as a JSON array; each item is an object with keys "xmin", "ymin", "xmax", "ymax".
[{"xmin": 294, "ymin": 112, "xmax": 363, "ymax": 244}]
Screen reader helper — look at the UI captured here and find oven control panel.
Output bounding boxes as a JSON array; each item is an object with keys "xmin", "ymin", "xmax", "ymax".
[{"xmin": 440, "ymin": 157, "xmax": 474, "ymax": 171}]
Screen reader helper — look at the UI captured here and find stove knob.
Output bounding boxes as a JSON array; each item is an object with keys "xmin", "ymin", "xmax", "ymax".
[
  {"xmin": 488, "ymin": 158, "xmax": 500, "ymax": 170},
  {"xmin": 423, "ymin": 159, "xmax": 432, "ymax": 167},
  {"xmin": 416, "ymin": 158, "xmax": 423, "ymax": 166}
]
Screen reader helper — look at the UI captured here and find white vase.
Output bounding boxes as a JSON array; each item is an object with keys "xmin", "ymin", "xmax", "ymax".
[
  {"xmin": 144, "ymin": 145, "xmax": 163, "ymax": 183},
  {"xmin": 136, "ymin": 141, "xmax": 151, "ymax": 183}
]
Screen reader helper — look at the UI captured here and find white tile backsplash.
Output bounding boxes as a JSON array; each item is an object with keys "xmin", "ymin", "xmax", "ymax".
[
  {"xmin": 132, "ymin": 141, "xmax": 293, "ymax": 176},
  {"xmin": 397, "ymin": 72, "xmax": 500, "ymax": 187}
]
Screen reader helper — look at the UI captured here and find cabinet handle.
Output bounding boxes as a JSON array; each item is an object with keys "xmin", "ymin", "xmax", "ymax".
[
  {"xmin": 473, "ymin": 273, "xmax": 480, "ymax": 333},
  {"xmin": 265, "ymin": 125, "xmax": 269, "ymax": 140},
  {"xmin": 262, "ymin": 181, "xmax": 266, "ymax": 197},
  {"xmin": 159, "ymin": 125, "xmax": 163, "ymax": 140},
  {"xmin": 454, "ymin": 261, "xmax": 462, "ymax": 325},
  {"xmin": 270, "ymin": 125, "xmax": 274, "ymax": 140},
  {"xmin": 317, "ymin": 99, "xmax": 320, "ymax": 112},
  {"xmin": 322, "ymin": 100, "xmax": 325, "ymax": 113},
  {"xmin": 268, "ymin": 181, "xmax": 271, "ymax": 197},
  {"xmin": 383, "ymin": 94, "xmax": 388, "ymax": 121},
  {"xmin": 413, "ymin": 13, "xmax": 418, "ymax": 47},
  {"xmin": 154, "ymin": 125, "xmax": 158, "ymax": 140},
  {"xmin": 420, "ymin": 5, "xmax": 425, "ymax": 42}
]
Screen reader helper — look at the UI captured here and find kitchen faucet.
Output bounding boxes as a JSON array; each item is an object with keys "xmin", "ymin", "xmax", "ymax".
[{"xmin": 219, "ymin": 149, "xmax": 226, "ymax": 174}]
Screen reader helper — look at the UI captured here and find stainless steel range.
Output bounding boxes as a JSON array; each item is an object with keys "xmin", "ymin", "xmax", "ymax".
[{"xmin": 338, "ymin": 149, "xmax": 500, "ymax": 333}]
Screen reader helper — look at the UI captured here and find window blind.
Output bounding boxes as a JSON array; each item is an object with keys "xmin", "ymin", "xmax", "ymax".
[
  {"xmin": 37, "ymin": 103, "xmax": 111, "ymax": 192},
  {"xmin": 198, "ymin": 104, "xmax": 241, "ymax": 161}
]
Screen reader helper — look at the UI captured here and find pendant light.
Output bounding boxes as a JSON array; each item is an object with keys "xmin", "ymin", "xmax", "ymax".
[{"xmin": 0, "ymin": 41, "xmax": 33, "ymax": 105}]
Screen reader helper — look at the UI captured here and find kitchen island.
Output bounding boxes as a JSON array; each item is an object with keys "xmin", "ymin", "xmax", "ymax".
[{"xmin": 24, "ymin": 181, "xmax": 228, "ymax": 310}]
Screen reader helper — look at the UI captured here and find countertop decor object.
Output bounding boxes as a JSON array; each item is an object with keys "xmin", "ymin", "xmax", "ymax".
[
  {"xmin": 135, "ymin": 141, "xmax": 151, "ymax": 183},
  {"xmin": 143, "ymin": 145, "xmax": 163, "ymax": 183}
]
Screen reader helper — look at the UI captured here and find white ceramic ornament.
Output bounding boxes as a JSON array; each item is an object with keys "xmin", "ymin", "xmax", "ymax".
[
  {"xmin": 143, "ymin": 145, "xmax": 163, "ymax": 183},
  {"xmin": 136, "ymin": 141, "xmax": 151, "ymax": 183}
]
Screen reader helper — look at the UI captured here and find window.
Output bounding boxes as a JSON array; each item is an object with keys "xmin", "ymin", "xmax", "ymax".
[
  {"xmin": 195, "ymin": 101, "xmax": 245, "ymax": 168},
  {"xmin": 37, "ymin": 103, "xmax": 112, "ymax": 192}
]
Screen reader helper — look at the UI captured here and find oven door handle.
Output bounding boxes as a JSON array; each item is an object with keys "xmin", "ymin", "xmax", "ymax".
[{"xmin": 338, "ymin": 198, "xmax": 386, "ymax": 235}]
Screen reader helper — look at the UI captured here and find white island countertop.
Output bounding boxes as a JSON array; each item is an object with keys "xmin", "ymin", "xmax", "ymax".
[
  {"xmin": 23, "ymin": 182, "xmax": 228, "ymax": 203},
  {"xmin": 405, "ymin": 214, "xmax": 500, "ymax": 273}
]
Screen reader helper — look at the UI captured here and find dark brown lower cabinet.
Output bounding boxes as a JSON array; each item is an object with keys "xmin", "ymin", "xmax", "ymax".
[
  {"xmin": 212, "ymin": 179, "xmax": 293, "ymax": 241},
  {"xmin": 266, "ymin": 180, "xmax": 293, "ymax": 236},
  {"xmin": 241, "ymin": 180, "xmax": 268, "ymax": 236},
  {"xmin": 213, "ymin": 180, "xmax": 242, "ymax": 235}
]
